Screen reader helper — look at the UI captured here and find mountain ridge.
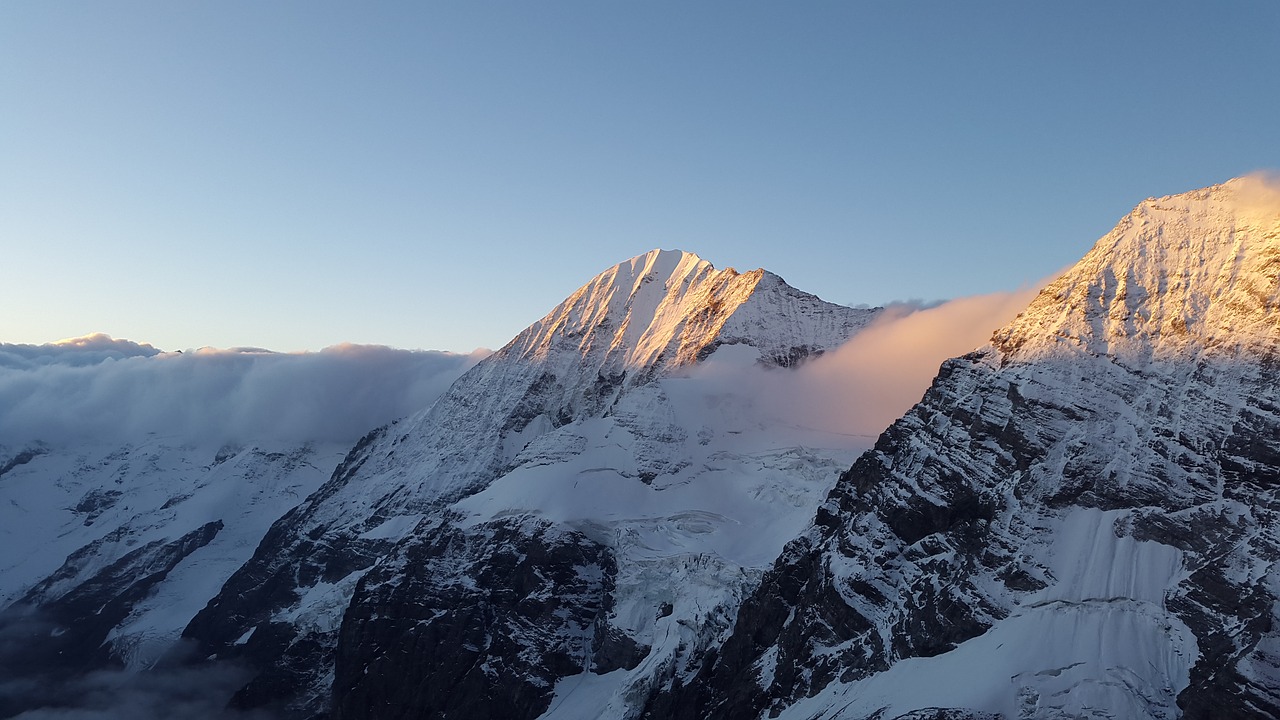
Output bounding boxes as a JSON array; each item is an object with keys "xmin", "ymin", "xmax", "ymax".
[
  {"xmin": 6, "ymin": 178, "xmax": 1280, "ymax": 720},
  {"xmin": 649, "ymin": 176, "xmax": 1280, "ymax": 720},
  {"xmin": 179, "ymin": 248, "xmax": 880, "ymax": 718}
]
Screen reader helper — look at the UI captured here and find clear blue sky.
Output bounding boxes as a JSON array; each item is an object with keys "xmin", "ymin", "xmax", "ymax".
[{"xmin": 3, "ymin": 1, "xmax": 1277, "ymax": 352}]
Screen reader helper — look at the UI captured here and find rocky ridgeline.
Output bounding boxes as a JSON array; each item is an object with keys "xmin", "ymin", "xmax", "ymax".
[{"xmin": 650, "ymin": 178, "xmax": 1280, "ymax": 719}]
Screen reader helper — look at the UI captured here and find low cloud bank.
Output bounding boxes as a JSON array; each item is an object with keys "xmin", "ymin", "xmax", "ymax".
[
  {"xmin": 0, "ymin": 337, "xmax": 488, "ymax": 447},
  {"xmin": 0, "ymin": 334, "xmax": 161, "ymax": 370},
  {"xmin": 3, "ymin": 665, "xmax": 273, "ymax": 720},
  {"xmin": 0, "ymin": 608, "xmax": 272, "ymax": 720},
  {"xmin": 697, "ymin": 285, "xmax": 1047, "ymax": 448}
]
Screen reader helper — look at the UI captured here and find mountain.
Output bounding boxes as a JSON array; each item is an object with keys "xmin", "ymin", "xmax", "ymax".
[
  {"xmin": 179, "ymin": 249, "xmax": 881, "ymax": 719},
  {"xmin": 651, "ymin": 178, "xmax": 1280, "ymax": 720},
  {"xmin": 9, "ymin": 177, "xmax": 1277, "ymax": 720}
]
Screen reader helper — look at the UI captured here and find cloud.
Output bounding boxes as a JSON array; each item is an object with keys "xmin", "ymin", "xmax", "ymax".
[
  {"xmin": 794, "ymin": 289, "xmax": 1043, "ymax": 437},
  {"xmin": 0, "ymin": 334, "xmax": 161, "ymax": 370},
  {"xmin": 1232, "ymin": 170, "xmax": 1280, "ymax": 222},
  {"xmin": 0, "ymin": 337, "xmax": 488, "ymax": 447},
  {"xmin": 4, "ymin": 665, "xmax": 273, "ymax": 720},
  {"xmin": 694, "ymin": 284, "xmax": 1048, "ymax": 449},
  {"xmin": 0, "ymin": 615, "xmax": 274, "ymax": 720}
]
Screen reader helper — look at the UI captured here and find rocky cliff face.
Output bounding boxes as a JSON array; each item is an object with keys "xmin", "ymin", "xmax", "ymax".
[
  {"xmin": 181, "ymin": 249, "xmax": 879, "ymax": 718},
  {"xmin": 332, "ymin": 515, "xmax": 630, "ymax": 720},
  {"xmin": 652, "ymin": 178, "xmax": 1280, "ymax": 720}
]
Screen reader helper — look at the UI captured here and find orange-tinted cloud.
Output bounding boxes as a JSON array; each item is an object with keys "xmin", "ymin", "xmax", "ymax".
[
  {"xmin": 689, "ymin": 283, "xmax": 1050, "ymax": 450},
  {"xmin": 790, "ymin": 288, "xmax": 1043, "ymax": 440}
]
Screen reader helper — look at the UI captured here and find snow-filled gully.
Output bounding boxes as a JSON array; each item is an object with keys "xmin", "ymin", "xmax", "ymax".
[{"xmin": 782, "ymin": 508, "xmax": 1196, "ymax": 720}]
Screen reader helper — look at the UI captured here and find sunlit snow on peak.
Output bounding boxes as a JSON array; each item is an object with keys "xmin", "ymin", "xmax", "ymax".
[
  {"xmin": 501, "ymin": 248, "xmax": 769, "ymax": 371},
  {"xmin": 993, "ymin": 174, "xmax": 1280, "ymax": 364}
]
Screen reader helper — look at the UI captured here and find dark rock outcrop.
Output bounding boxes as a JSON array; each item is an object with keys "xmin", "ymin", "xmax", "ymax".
[{"xmin": 332, "ymin": 516, "xmax": 638, "ymax": 720}]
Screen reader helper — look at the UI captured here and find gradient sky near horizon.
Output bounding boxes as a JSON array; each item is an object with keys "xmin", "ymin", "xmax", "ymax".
[{"xmin": 3, "ymin": 1, "xmax": 1278, "ymax": 353}]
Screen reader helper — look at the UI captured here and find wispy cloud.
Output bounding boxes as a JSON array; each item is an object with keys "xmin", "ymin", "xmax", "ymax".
[
  {"xmin": 1233, "ymin": 170, "xmax": 1280, "ymax": 222},
  {"xmin": 693, "ymin": 284, "xmax": 1049, "ymax": 448},
  {"xmin": 0, "ymin": 336, "xmax": 488, "ymax": 446},
  {"xmin": 789, "ymin": 288, "xmax": 1044, "ymax": 438}
]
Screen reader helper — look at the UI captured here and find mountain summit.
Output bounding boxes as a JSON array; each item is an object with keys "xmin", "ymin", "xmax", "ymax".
[
  {"xmin": 507, "ymin": 248, "xmax": 875, "ymax": 375},
  {"xmin": 997, "ymin": 175, "xmax": 1280, "ymax": 363}
]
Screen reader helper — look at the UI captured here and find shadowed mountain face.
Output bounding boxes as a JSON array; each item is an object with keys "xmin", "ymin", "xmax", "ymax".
[
  {"xmin": 180, "ymin": 249, "xmax": 880, "ymax": 718},
  {"xmin": 649, "ymin": 179, "xmax": 1280, "ymax": 720}
]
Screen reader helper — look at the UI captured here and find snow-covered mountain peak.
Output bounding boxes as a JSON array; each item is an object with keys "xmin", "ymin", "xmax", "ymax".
[
  {"xmin": 500, "ymin": 248, "xmax": 878, "ymax": 384},
  {"xmin": 501, "ymin": 248, "xmax": 757, "ymax": 371},
  {"xmin": 334, "ymin": 249, "xmax": 876, "ymax": 512},
  {"xmin": 657, "ymin": 178, "xmax": 1280, "ymax": 720},
  {"xmin": 174, "ymin": 249, "xmax": 882, "ymax": 717},
  {"xmin": 994, "ymin": 175, "xmax": 1280, "ymax": 364}
]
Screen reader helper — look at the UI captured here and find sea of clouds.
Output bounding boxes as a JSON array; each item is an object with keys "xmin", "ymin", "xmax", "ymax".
[{"xmin": 0, "ymin": 334, "xmax": 488, "ymax": 447}]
